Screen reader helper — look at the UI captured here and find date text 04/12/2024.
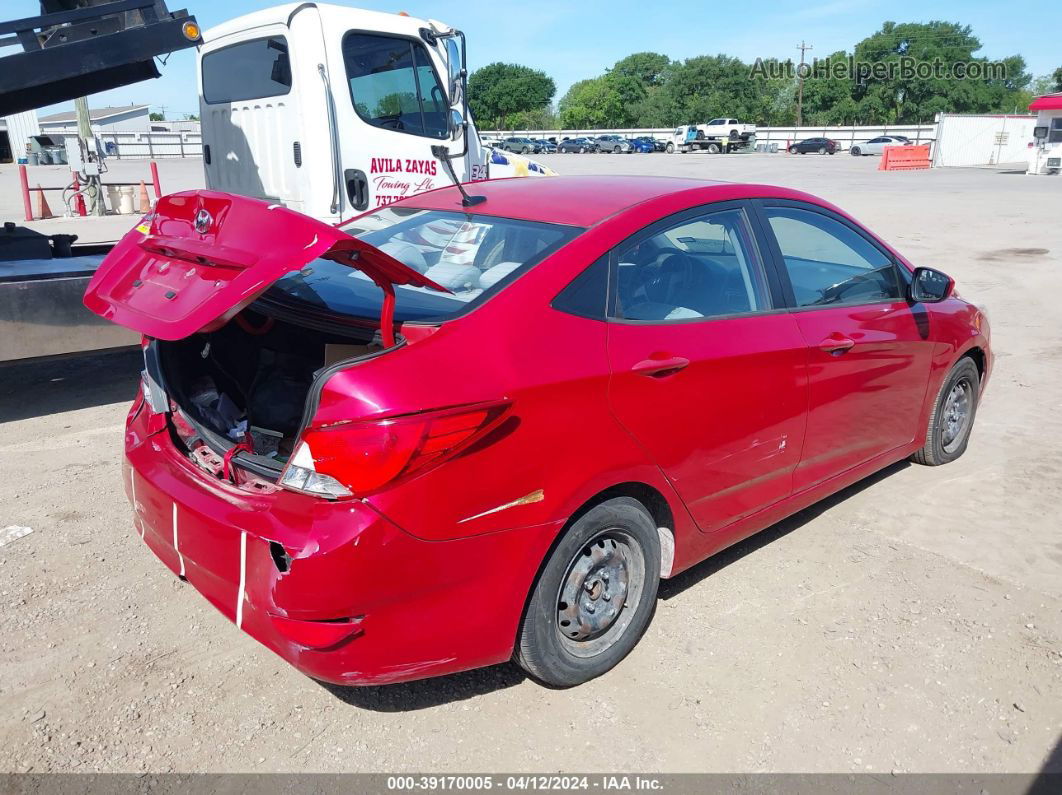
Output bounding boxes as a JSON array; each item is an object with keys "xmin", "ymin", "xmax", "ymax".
[{"xmin": 385, "ymin": 776, "xmax": 665, "ymax": 791}]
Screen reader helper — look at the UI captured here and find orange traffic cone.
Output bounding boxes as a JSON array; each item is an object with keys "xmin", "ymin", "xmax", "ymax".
[
  {"xmin": 36, "ymin": 185, "xmax": 53, "ymax": 219},
  {"xmin": 138, "ymin": 180, "xmax": 151, "ymax": 213}
]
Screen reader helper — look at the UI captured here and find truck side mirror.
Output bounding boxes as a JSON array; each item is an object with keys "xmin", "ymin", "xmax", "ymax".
[
  {"xmin": 449, "ymin": 108, "xmax": 465, "ymax": 142},
  {"xmin": 1033, "ymin": 126, "xmax": 1048, "ymax": 141}
]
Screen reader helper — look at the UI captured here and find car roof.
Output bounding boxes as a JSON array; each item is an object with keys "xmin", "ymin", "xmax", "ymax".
[{"xmin": 397, "ymin": 175, "xmax": 810, "ymax": 227}]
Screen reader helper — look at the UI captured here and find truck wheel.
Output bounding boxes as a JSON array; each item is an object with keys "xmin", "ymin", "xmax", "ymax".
[
  {"xmin": 707, "ymin": 142, "xmax": 721, "ymax": 154},
  {"xmin": 911, "ymin": 358, "xmax": 980, "ymax": 466},
  {"xmin": 515, "ymin": 497, "xmax": 661, "ymax": 688},
  {"xmin": 788, "ymin": 145, "xmax": 798, "ymax": 154},
  {"xmin": 666, "ymin": 142, "xmax": 675, "ymax": 154},
  {"xmin": 850, "ymin": 146, "xmax": 861, "ymax": 156},
  {"xmin": 729, "ymin": 130, "xmax": 739, "ymax": 140}
]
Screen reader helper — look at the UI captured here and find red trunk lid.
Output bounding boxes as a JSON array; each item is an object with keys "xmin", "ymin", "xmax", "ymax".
[{"xmin": 84, "ymin": 190, "xmax": 447, "ymax": 340}]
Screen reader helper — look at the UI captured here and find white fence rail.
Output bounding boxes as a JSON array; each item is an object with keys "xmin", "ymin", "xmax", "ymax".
[
  {"xmin": 481, "ymin": 124, "xmax": 938, "ymax": 152},
  {"xmin": 45, "ymin": 128, "xmax": 203, "ymax": 159}
]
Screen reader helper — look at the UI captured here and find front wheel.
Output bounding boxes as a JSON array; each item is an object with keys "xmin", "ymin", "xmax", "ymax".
[
  {"xmin": 666, "ymin": 142, "xmax": 675, "ymax": 154},
  {"xmin": 850, "ymin": 146, "xmax": 861, "ymax": 156},
  {"xmin": 613, "ymin": 146, "xmax": 621, "ymax": 154},
  {"xmin": 818, "ymin": 146, "xmax": 827, "ymax": 155},
  {"xmin": 911, "ymin": 358, "xmax": 980, "ymax": 466},
  {"xmin": 515, "ymin": 497, "xmax": 661, "ymax": 687},
  {"xmin": 788, "ymin": 145, "xmax": 798, "ymax": 154}
]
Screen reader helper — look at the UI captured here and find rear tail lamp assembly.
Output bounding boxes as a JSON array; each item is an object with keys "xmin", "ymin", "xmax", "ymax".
[{"xmin": 279, "ymin": 401, "xmax": 509, "ymax": 499}]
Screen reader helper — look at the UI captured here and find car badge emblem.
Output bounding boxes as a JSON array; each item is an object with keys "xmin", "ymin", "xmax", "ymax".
[{"xmin": 194, "ymin": 208, "xmax": 213, "ymax": 234}]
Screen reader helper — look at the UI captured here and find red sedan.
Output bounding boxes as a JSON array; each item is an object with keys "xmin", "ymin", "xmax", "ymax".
[{"xmin": 85, "ymin": 176, "xmax": 991, "ymax": 687}]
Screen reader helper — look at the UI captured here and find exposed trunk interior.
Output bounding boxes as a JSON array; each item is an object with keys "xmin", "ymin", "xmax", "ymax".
[{"xmin": 157, "ymin": 308, "xmax": 383, "ymax": 473}]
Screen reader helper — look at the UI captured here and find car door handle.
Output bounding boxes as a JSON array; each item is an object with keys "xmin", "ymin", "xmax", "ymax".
[
  {"xmin": 818, "ymin": 335, "xmax": 856, "ymax": 354},
  {"xmin": 631, "ymin": 356, "xmax": 690, "ymax": 377}
]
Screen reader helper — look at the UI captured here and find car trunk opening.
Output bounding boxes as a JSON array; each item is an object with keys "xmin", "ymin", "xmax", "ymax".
[{"xmin": 154, "ymin": 308, "xmax": 388, "ymax": 477}]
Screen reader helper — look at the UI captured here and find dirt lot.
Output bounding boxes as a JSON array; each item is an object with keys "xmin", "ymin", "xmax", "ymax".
[{"xmin": 1, "ymin": 153, "xmax": 1060, "ymax": 774}]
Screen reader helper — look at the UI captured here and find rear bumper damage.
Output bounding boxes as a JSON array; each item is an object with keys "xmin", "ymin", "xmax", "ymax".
[{"xmin": 124, "ymin": 399, "xmax": 560, "ymax": 686}]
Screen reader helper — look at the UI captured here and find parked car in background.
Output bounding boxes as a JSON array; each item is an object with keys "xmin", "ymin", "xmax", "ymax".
[
  {"xmin": 596, "ymin": 134, "xmax": 633, "ymax": 153},
  {"xmin": 86, "ymin": 176, "xmax": 990, "ymax": 688},
  {"xmin": 788, "ymin": 137, "xmax": 839, "ymax": 155},
  {"xmin": 533, "ymin": 139, "xmax": 557, "ymax": 153},
  {"xmin": 628, "ymin": 137, "xmax": 656, "ymax": 153},
  {"xmin": 498, "ymin": 137, "xmax": 540, "ymax": 154},
  {"xmin": 557, "ymin": 137, "xmax": 596, "ymax": 153},
  {"xmin": 850, "ymin": 136, "xmax": 908, "ymax": 156}
]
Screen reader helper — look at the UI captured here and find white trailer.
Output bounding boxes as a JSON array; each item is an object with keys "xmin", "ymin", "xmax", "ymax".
[{"xmin": 197, "ymin": 3, "xmax": 551, "ymax": 223}]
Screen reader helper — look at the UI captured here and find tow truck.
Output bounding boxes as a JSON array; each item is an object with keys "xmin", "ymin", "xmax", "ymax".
[
  {"xmin": 1, "ymin": 1, "xmax": 551, "ymax": 362},
  {"xmin": 666, "ymin": 119, "xmax": 757, "ymax": 154}
]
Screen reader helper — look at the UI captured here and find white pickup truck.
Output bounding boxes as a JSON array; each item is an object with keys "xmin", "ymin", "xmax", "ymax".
[{"xmin": 667, "ymin": 119, "xmax": 757, "ymax": 154}]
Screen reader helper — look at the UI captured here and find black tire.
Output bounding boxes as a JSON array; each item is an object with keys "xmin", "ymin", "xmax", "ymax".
[
  {"xmin": 515, "ymin": 497, "xmax": 661, "ymax": 687},
  {"xmin": 788, "ymin": 145, "xmax": 799, "ymax": 154},
  {"xmin": 707, "ymin": 142, "xmax": 721, "ymax": 154},
  {"xmin": 850, "ymin": 146, "xmax": 861, "ymax": 156},
  {"xmin": 613, "ymin": 145, "xmax": 621, "ymax": 154},
  {"xmin": 666, "ymin": 142, "xmax": 675, "ymax": 154},
  {"xmin": 818, "ymin": 146, "xmax": 827, "ymax": 154},
  {"xmin": 911, "ymin": 358, "xmax": 980, "ymax": 466},
  {"xmin": 579, "ymin": 147, "xmax": 586, "ymax": 153},
  {"xmin": 729, "ymin": 130, "xmax": 739, "ymax": 140}
]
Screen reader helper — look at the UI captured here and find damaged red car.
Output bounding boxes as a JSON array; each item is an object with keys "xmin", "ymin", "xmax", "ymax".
[{"xmin": 85, "ymin": 176, "xmax": 991, "ymax": 687}]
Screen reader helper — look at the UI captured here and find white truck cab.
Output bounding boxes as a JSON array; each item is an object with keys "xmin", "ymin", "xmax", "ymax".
[{"xmin": 198, "ymin": 3, "xmax": 546, "ymax": 222}]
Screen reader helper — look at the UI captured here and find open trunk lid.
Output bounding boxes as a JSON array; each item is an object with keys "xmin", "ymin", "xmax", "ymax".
[{"xmin": 84, "ymin": 190, "xmax": 447, "ymax": 340}]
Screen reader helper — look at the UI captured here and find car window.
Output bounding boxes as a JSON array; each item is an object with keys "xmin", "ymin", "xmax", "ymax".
[
  {"xmin": 764, "ymin": 207, "xmax": 901, "ymax": 307},
  {"xmin": 268, "ymin": 208, "xmax": 580, "ymax": 322},
  {"xmin": 342, "ymin": 33, "xmax": 446, "ymax": 139},
  {"xmin": 202, "ymin": 37, "xmax": 291, "ymax": 104},
  {"xmin": 553, "ymin": 256, "xmax": 609, "ymax": 320},
  {"xmin": 612, "ymin": 208, "xmax": 770, "ymax": 322}
]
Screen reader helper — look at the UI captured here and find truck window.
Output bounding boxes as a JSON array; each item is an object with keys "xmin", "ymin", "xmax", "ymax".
[
  {"xmin": 201, "ymin": 36, "xmax": 292, "ymax": 104},
  {"xmin": 342, "ymin": 33, "xmax": 447, "ymax": 139}
]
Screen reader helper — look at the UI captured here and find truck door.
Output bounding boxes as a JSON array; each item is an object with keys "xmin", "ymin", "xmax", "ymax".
[
  {"xmin": 325, "ymin": 29, "xmax": 455, "ymax": 216},
  {"xmin": 198, "ymin": 25, "xmax": 305, "ymax": 212}
]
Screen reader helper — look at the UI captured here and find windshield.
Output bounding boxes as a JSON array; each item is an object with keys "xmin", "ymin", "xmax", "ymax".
[{"xmin": 266, "ymin": 207, "xmax": 580, "ymax": 323}]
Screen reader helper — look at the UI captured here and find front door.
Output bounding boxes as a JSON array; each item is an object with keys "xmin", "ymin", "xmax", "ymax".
[
  {"xmin": 757, "ymin": 202, "xmax": 934, "ymax": 492},
  {"xmin": 605, "ymin": 203, "xmax": 808, "ymax": 533}
]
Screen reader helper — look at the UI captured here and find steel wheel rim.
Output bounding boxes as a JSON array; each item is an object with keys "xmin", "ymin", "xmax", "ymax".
[
  {"xmin": 555, "ymin": 528, "xmax": 646, "ymax": 658},
  {"xmin": 941, "ymin": 377, "xmax": 974, "ymax": 453}
]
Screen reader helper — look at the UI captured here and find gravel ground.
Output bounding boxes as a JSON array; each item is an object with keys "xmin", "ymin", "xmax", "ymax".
[{"xmin": 1, "ymin": 153, "xmax": 1060, "ymax": 774}]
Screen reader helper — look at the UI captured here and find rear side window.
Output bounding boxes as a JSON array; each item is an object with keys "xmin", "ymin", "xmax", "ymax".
[
  {"xmin": 202, "ymin": 37, "xmax": 291, "ymax": 104},
  {"xmin": 612, "ymin": 208, "xmax": 770, "ymax": 322},
  {"xmin": 764, "ymin": 207, "xmax": 901, "ymax": 307},
  {"xmin": 342, "ymin": 33, "xmax": 447, "ymax": 139},
  {"xmin": 553, "ymin": 257, "xmax": 609, "ymax": 320}
]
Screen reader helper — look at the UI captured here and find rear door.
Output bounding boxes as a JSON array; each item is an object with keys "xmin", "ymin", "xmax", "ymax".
[
  {"xmin": 199, "ymin": 26, "xmax": 304, "ymax": 210},
  {"xmin": 754, "ymin": 201, "xmax": 933, "ymax": 491},
  {"xmin": 605, "ymin": 202, "xmax": 808, "ymax": 533}
]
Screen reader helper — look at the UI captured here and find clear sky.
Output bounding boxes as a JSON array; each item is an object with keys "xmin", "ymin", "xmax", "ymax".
[{"xmin": 9, "ymin": 0, "xmax": 1061, "ymax": 118}]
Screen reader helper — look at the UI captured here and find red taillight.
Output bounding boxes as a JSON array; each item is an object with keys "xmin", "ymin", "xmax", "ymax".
[{"xmin": 280, "ymin": 402, "xmax": 508, "ymax": 498}]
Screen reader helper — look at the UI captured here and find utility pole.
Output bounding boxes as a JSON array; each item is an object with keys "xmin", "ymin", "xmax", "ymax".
[
  {"xmin": 796, "ymin": 40, "xmax": 813, "ymax": 128},
  {"xmin": 74, "ymin": 96, "xmax": 104, "ymax": 215}
]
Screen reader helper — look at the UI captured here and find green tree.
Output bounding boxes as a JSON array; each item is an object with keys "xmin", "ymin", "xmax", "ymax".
[
  {"xmin": 558, "ymin": 77, "xmax": 625, "ymax": 128},
  {"xmin": 608, "ymin": 52, "xmax": 672, "ymax": 86},
  {"xmin": 468, "ymin": 63, "xmax": 555, "ymax": 128},
  {"xmin": 1052, "ymin": 66, "xmax": 1062, "ymax": 92},
  {"xmin": 852, "ymin": 21, "xmax": 1030, "ymax": 122},
  {"xmin": 149, "ymin": 112, "xmax": 164, "ymax": 121}
]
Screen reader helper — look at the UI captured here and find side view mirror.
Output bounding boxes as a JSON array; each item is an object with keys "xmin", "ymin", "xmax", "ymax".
[
  {"xmin": 910, "ymin": 267, "xmax": 954, "ymax": 303},
  {"xmin": 449, "ymin": 108, "xmax": 465, "ymax": 142}
]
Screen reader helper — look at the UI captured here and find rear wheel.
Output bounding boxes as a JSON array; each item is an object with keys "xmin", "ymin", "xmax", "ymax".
[
  {"xmin": 912, "ymin": 358, "xmax": 980, "ymax": 466},
  {"xmin": 707, "ymin": 142, "xmax": 721, "ymax": 154},
  {"xmin": 515, "ymin": 497, "xmax": 661, "ymax": 687}
]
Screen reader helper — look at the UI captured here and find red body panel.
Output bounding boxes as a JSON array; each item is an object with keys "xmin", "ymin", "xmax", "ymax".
[{"xmin": 91, "ymin": 177, "xmax": 992, "ymax": 684}]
